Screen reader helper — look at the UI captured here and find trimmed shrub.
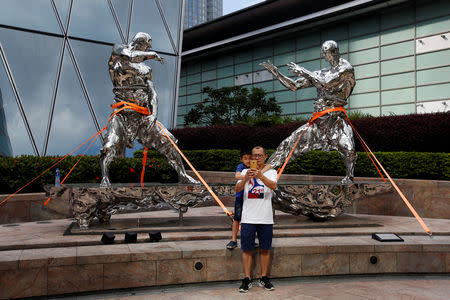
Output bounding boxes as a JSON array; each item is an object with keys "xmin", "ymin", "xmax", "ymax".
[
  {"xmin": 1, "ymin": 151, "xmax": 448, "ymax": 195},
  {"xmin": 171, "ymin": 112, "xmax": 450, "ymax": 152}
]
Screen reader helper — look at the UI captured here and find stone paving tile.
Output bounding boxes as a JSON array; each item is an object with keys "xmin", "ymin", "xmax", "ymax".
[
  {"xmin": 19, "ymin": 246, "xmax": 76, "ymax": 269},
  {"xmin": 76, "ymin": 244, "xmax": 131, "ymax": 265},
  {"xmin": 128, "ymin": 242, "xmax": 181, "ymax": 261},
  {"xmin": 0, "ymin": 249, "xmax": 21, "ymax": 270},
  {"xmin": 178, "ymin": 239, "xmax": 230, "ymax": 258}
]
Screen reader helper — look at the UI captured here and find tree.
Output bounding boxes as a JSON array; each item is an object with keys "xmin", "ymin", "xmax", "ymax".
[{"xmin": 184, "ymin": 86, "xmax": 282, "ymax": 127}]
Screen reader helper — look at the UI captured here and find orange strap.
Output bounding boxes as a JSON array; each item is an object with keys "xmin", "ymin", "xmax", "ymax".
[
  {"xmin": 155, "ymin": 121, "xmax": 233, "ymax": 218},
  {"xmin": 140, "ymin": 147, "xmax": 148, "ymax": 188},
  {"xmin": 309, "ymin": 106, "xmax": 347, "ymax": 124},
  {"xmin": 277, "ymin": 129, "xmax": 305, "ymax": 182},
  {"xmin": 111, "ymin": 100, "xmax": 150, "ymax": 115}
]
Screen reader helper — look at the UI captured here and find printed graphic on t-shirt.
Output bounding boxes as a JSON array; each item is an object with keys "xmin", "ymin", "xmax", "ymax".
[{"xmin": 247, "ymin": 178, "xmax": 264, "ymax": 199}]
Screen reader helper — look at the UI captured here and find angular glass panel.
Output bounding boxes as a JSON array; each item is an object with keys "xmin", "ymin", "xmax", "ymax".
[
  {"xmin": 0, "ymin": 89, "xmax": 13, "ymax": 156},
  {"xmin": 417, "ymin": 83, "xmax": 450, "ymax": 101},
  {"xmin": 349, "ymin": 34, "xmax": 379, "ymax": 52},
  {"xmin": 69, "ymin": 39, "xmax": 113, "ymax": 130},
  {"xmin": 380, "ymin": 41, "xmax": 414, "ymax": 60},
  {"xmin": 298, "ymin": 87, "xmax": 316, "ymax": 101},
  {"xmin": 187, "ymin": 73, "xmax": 201, "ymax": 85},
  {"xmin": 350, "ymin": 107, "xmax": 380, "ymax": 117},
  {"xmin": 349, "ymin": 92, "xmax": 379, "ymax": 108},
  {"xmin": 416, "ymin": 49, "xmax": 450, "ymax": 69},
  {"xmin": 349, "ymin": 48, "xmax": 379, "ymax": 65},
  {"xmin": 158, "ymin": 0, "xmax": 182, "ymax": 52},
  {"xmin": 296, "ymin": 32, "xmax": 321, "ymax": 50},
  {"xmin": 280, "ymin": 102, "xmax": 296, "ymax": 114},
  {"xmin": 254, "ymin": 81, "xmax": 273, "ymax": 93},
  {"xmin": 297, "ymin": 100, "xmax": 314, "ymax": 113},
  {"xmin": 178, "ymin": 95, "xmax": 186, "ymax": 106},
  {"xmin": 46, "ymin": 49, "xmax": 102, "ymax": 156},
  {"xmin": 151, "ymin": 54, "xmax": 176, "ymax": 126},
  {"xmin": 54, "ymin": 0, "xmax": 71, "ymax": 32},
  {"xmin": 217, "ymin": 77, "xmax": 233, "ymax": 88},
  {"xmin": 253, "ymin": 44, "xmax": 273, "ymax": 59},
  {"xmin": 235, "ymin": 51, "xmax": 252, "ymax": 64},
  {"xmin": 217, "ymin": 55, "xmax": 234, "ymax": 67},
  {"xmin": 381, "ymin": 72, "xmax": 414, "ymax": 90},
  {"xmin": 354, "ymin": 62, "xmax": 379, "ymax": 79},
  {"xmin": 0, "ymin": 28, "xmax": 62, "ymax": 154},
  {"xmin": 112, "ymin": 0, "xmax": 132, "ymax": 42},
  {"xmin": 322, "ymin": 24, "xmax": 348, "ymax": 42},
  {"xmin": 0, "ymin": 0, "xmax": 61, "ymax": 34},
  {"xmin": 381, "ymin": 25, "xmax": 414, "ymax": 45},
  {"xmin": 202, "ymin": 69, "xmax": 216, "ymax": 81},
  {"xmin": 186, "ymin": 83, "xmax": 201, "ymax": 94},
  {"xmin": 416, "ymin": 16, "xmax": 450, "ymax": 38},
  {"xmin": 186, "ymin": 62, "xmax": 201, "ymax": 75},
  {"xmin": 274, "ymin": 91, "xmax": 296, "ymax": 103},
  {"xmin": 416, "ymin": 0, "xmax": 450, "ymax": 21},
  {"xmin": 381, "ymin": 56, "xmax": 414, "ymax": 75},
  {"xmin": 381, "ymin": 88, "xmax": 414, "ymax": 105},
  {"xmin": 417, "ymin": 66, "xmax": 450, "ymax": 85},
  {"xmin": 296, "ymin": 46, "xmax": 320, "ymax": 62},
  {"xmin": 0, "ymin": 62, "xmax": 34, "ymax": 156},
  {"xmin": 217, "ymin": 66, "xmax": 234, "ymax": 78},
  {"xmin": 349, "ymin": 16, "xmax": 379, "ymax": 37},
  {"xmin": 69, "ymin": 0, "xmax": 121, "ymax": 43},
  {"xmin": 353, "ymin": 77, "xmax": 379, "ymax": 94},
  {"xmin": 274, "ymin": 39, "xmax": 295, "ymax": 55},
  {"xmin": 380, "ymin": 5, "xmax": 414, "ymax": 30},
  {"xmin": 274, "ymin": 52, "xmax": 295, "ymax": 66},
  {"xmin": 201, "ymin": 81, "xmax": 216, "ymax": 90},
  {"xmin": 234, "ymin": 62, "xmax": 252, "ymax": 75},
  {"xmin": 381, "ymin": 103, "xmax": 415, "ymax": 116},
  {"xmin": 131, "ymin": 0, "xmax": 174, "ymax": 54}
]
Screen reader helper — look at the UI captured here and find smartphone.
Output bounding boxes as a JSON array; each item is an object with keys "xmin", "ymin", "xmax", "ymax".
[{"xmin": 250, "ymin": 160, "xmax": 257, "ymax": 169}]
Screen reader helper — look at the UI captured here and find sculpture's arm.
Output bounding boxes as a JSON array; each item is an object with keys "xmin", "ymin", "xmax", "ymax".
[
  {"xmin": 112, "ymin": 44, "xmax": 164, "ymax": 63},
  {"xmin": 287, "ymin": 62, "xmax": 324, "ymax": 88},
  {"xmin": 147, "ymin": 80, "xmax": 158, "ymax": 119},
  {"xmin": 260, "ymin": 61, "xmax": 311, "ymax": 91}
]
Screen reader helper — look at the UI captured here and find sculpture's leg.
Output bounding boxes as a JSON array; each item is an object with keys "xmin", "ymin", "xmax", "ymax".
[
  {"xmin": 267, "ymin": 123, "xmax": 310, "ymax": 169},
  {"xmin": 137, "ymin": 122, "xmax": 199, "ymax": 184},
  {"xmin": 99, "ymin": 115, "xmax": 126, "ymax": 187},
  {"xmin": 337, "ymin": 121, "xmax": 357, "ymax": 184}
]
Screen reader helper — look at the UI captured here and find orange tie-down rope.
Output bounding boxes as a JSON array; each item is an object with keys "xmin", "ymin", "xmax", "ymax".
[
  {"xmin": 1, "ymin": 100, "xmax": 149, "ymax": 208},
  {"xmin": 276, "ymin": 107, "xmax": 431, "ymax": 236},
  {"xmin": 155, "ymin": 121, "xmax": 233, "ymax": 219}
]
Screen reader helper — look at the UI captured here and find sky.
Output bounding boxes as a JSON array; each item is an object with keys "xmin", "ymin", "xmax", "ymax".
[{"xmin": 223, "ymin": 0, "xmax": 266, "ymax": 15}]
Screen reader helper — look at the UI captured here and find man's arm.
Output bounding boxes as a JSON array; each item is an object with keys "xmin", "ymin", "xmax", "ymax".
[
  {"xmin": 253, "ymin": 169, "xmax": 277, "ymax": 190},
  {"xmin": 260, "ymin": 61, "xmax": 311, "ymax": 91},
  {"xmin": 236, "ymin": 170, "xmax": 251, "ymax": 192},
  {"xmin": 235, "ymin": 171, "xmax": 245, "ymax": 181}
]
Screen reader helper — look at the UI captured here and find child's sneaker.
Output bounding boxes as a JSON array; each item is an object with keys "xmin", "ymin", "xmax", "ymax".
[
  {"xmin": 258, "ymin": 276, "xmax": 274, "ymax": 291},
  {"xmin": 239, "ymin": 277, "xmax": 252, "ymax": 293},
  {"xmin": 226, "ymin": 240, "xmax": 237, "ymax": 249}
]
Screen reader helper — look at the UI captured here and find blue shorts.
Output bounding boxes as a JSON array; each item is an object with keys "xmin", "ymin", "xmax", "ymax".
[
  {"xmin": 233, "ymin": 193, "xmax": 243, "ymax": 221},
  {"xmin": 240, "ymin": 223, "xmax": 273, "ymax": 251}
]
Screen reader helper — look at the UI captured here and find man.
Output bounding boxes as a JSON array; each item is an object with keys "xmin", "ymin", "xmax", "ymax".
[
  {"xmin": 99, "ymin": 32, "xmax": 197, "ymax": 187},
  {"xmin": 235, "ymin": 146, "xmax": 277, "ymax": 292},
  {"xmin": 261, "ymin": 40, "xmax": 357, "ymax": 183}
]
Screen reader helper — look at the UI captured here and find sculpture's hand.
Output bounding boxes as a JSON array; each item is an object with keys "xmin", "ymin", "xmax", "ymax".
[
  {"xmin": 155, "ymin": 54, "xmax": 165, "ymax": 64},
  {"xmin": 287, "ymin": 62, "xmax": 306, "ymax": 76},
  {"xmin": 260, "ymin": 60, "xmax": 278, "ymax": 75}
]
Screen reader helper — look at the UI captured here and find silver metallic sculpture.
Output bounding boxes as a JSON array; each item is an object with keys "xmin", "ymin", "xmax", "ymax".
[
  {"xmin": 261, "ymin": 40, "xmax": 357, "ymax": 183},
  {"xmin": 99, "ymin": 32, "xmax": 197, "ymax": 187}
]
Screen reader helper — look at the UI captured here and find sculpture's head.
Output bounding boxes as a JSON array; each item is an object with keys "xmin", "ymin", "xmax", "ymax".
[
  {"xmin": 130, "ymin": 32, "xmax": 152, "ymax": 51},
  {"xmin": 321, "ymin": 40, "xmax": 340, "ymax": 64}
]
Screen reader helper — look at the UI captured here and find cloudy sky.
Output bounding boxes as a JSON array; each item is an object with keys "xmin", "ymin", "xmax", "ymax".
[{"xmin": 223, "ymin": 0, "xmax": 266, "ymax": 15}]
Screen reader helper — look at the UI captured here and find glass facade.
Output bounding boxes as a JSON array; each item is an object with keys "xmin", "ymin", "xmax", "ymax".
[
  {"xmin": 178, "ymin": 0, "xmax": 450, "ymax": 127},
  {"xmin": 184, "ymin": 0, "xmax": 223, "ymax": 29},
  {"xmin": 0, "ymin": 0, "xmax": 184, "ymax": 157}
]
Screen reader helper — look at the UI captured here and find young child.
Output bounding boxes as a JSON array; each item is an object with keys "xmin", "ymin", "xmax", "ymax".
[{"xmin": 226, "ymin": 151, "xmax": 251, "ymax": 249}]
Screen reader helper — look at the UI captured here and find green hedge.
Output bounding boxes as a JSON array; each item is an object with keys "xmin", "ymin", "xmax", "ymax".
[{"xmin": 0, "ymin": 151, "xmax": 448, "ymax": 194}]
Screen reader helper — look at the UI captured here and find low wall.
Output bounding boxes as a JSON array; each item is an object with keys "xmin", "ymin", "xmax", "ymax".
[{"xmin": 0, "ymin": 172, "xmax": 448, "ymax": 224}]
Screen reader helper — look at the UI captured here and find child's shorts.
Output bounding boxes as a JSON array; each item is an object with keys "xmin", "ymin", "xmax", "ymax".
[{"xmin": 233, "ymin": 193, "xmax": 243, "ymax": 221}]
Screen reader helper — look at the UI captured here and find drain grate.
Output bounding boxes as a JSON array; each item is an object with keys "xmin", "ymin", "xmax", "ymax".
[{"xmin": 36, "ymin": 221, "xmax": 53, "ymax": 224}]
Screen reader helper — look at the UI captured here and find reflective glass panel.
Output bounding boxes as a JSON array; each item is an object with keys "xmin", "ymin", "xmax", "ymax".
[
  {"xmin": 0, "ymin": 59, "xmax": 35, "ymax": 156},
  {"xmin": 46, "ymin": 49, "xmax": 102, "ymax": 156},
  {"xmin": 0, "ymin": 28, "xmax": 62, "ymax": 154},
  {"xmin": 152, "ymin": 54, "xmax": 176, "ymax": 127},
  {"xmin": 53, "ymin": 0, "xmax": 71, "ymax": 33},
  {"xmin": 131, "ymin": 0, "xmax": 174, "ymax": 54},
  {"xmin": 112, "ymin": 0, "xmax": 132, "ymax": 42},
  {"xmin": 69, "ymin": 39, "xmax": 113, "ymax": 130},
  {"xmin": 69, "ymin": 0, "xmax": 121, "ymax": 43},
  {"xmin": 0, "ymin": 89, "xmax": 13, "ymax": 156},
  {"xmin": 158, "ymin": 0, "xmax": 182, "ymax": 53},
  {"xmin": 0, "ymin": 0, "xmax": 61, "ymax": 34}
]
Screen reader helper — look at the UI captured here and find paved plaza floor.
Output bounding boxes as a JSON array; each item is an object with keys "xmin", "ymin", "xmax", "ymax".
[{"xmin": 51, "ymin": 274, "xmax": 449, "ymax": 300}]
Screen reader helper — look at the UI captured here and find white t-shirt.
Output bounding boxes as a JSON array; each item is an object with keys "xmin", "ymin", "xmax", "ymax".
[{"xmin": 239, "ymin": 168, "xmax": 277, "ymax": 224}]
